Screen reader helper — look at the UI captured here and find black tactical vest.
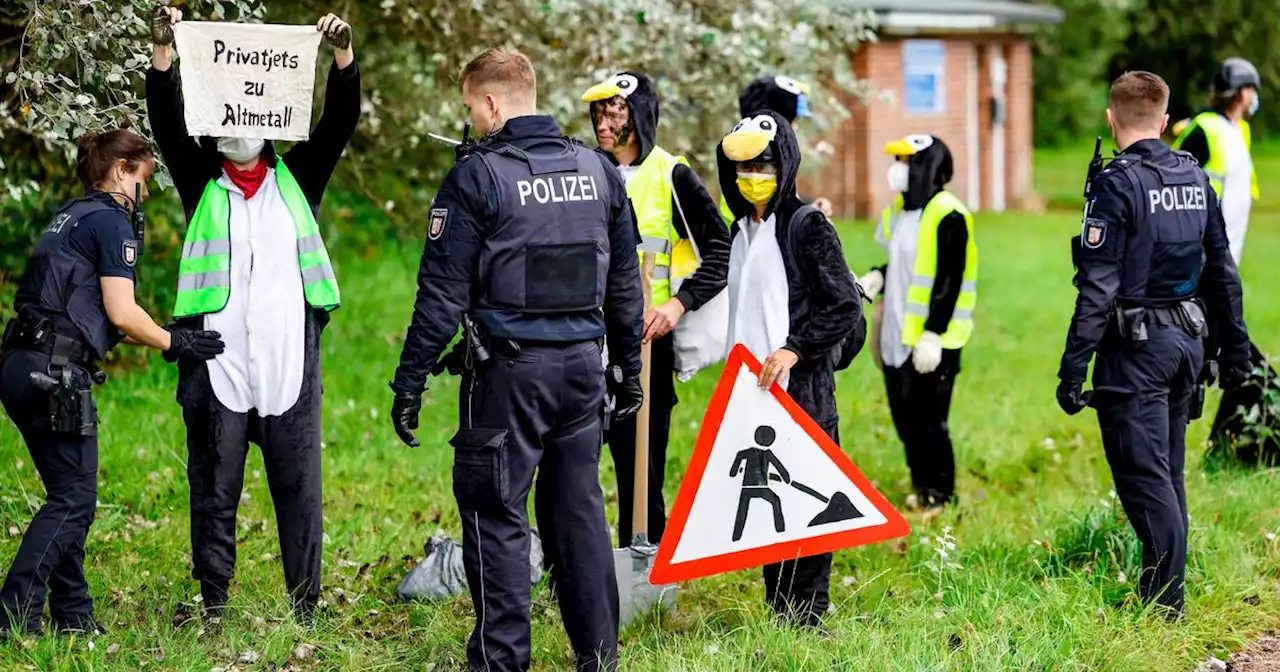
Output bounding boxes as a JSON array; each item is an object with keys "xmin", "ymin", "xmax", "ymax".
[
  {"xmin": 1109, "ymin": 151, "xmax": 1210, "ymax": 305},
  {"xmin": 13, "ymin": 198, "xmax": 123, "ymax": 358},
  {"xmin": 472, "ymin": 141, "xmax": 613, "ymax": 336}
]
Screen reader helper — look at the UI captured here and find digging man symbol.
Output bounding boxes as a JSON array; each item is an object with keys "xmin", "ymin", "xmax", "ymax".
[
  {"xmin": 731, "ymin": 425, "xmax": 791, "ymax": 541},
  {"xmin": 730, "ymin": 423, "xmax": 867, "ymax": 543}
]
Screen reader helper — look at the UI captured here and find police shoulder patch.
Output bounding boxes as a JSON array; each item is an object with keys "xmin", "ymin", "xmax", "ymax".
[
  {"xmin": 428, "ymin": 208, "xmax": 448, "ymax": 241},
  {"xmin": 1083, "ymin": 217, "xmax": 1106, "ymax": 249},
  {"xmin": 122, "ymin": 240, "xmax": 138, "ymax": 267}
]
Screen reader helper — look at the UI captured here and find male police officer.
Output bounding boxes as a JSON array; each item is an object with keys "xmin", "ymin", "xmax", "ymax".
[
  {"xmin": 387, "ymin": 49, "xmax": 644, "ymax": 672},
  {"xmin": 1057, "ymin": 71, "xmax": 1250, "ymax": 617}
]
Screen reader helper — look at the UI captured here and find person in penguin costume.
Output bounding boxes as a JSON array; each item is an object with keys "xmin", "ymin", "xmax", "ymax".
[
  {"xmin": 857, "ymin": 134, "xmax": 979, "ymax": 519},
  {"xmin": 147, "ymin": 8, "xmax": 360, "ymax": 626},
  {"xmin": 581, "ymin": 72, "xmax": 733, "ymax": 547},
  {"xmin": 717, "ymin": 110, "xmax": 863, "ymax": 628},
  {"xmin": 723, "ymin": 74, "xmax": 833, "ymax": 219}
]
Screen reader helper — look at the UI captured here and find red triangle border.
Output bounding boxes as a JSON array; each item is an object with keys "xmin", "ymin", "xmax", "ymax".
[{"xmin": 649, "ymin": 344, "xmax": 911, "ymax": 585}]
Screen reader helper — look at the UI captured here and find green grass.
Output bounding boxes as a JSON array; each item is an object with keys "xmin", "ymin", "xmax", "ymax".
[
  {"xmin": 2, "ymin": 153, "xmax": 1280, "ymax": 670},
  {"xmin": 1035, "ymin": 139, "xmax": 1280, "ymax": 213}
]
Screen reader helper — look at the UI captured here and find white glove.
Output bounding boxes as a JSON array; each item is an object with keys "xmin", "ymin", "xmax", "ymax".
[
  {"xmin": 857, "ymin": 269, "xmax": 884, "ymax": 302},
  {"xmin": 911, "ymin": 331, "xmax": 943, "ymax": 374}
]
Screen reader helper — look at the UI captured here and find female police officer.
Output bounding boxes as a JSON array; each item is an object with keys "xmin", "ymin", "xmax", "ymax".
[{"xmin": 0, "ymin": 129, "xmax": 224, "ymax": 636}]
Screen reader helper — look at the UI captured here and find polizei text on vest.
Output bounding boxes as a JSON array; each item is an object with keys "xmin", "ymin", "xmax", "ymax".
[
  {"xmin": 517, "ymin": 175, "xmax": 601, "ymax": 207},
  {"xmin": 1147, "ymin": 185, "xmax": 1207, "ymax": 214}
]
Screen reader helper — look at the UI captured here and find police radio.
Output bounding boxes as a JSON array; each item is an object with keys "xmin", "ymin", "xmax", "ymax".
[
  {"xmin": 132, "ymin": 182, "xmax": 145, "ymax": 256},
  {"xmin": 1072, "ymin": 136, "xmax": 1108, "ymax": 287},
  {"xmin": 1084, "ymin": 136, "xmax": 1106, "ymax": 197},
  {"xmin": 456, "ymin": 122, "xmax": 477, "ymax": 161},
  {"xmin": 426, "ymin": 123, "xmax": 479, "ymax": 162}
]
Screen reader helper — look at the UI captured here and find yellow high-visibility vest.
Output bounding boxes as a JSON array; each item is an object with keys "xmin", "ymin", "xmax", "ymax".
[
  {"xmin": 629, "ymin": 147, "xmax": 691, "ymax": 305},
  {"xmin": 878, "ymin": 190, "xmax": 978, "ymax": 348},
  {"xmin": 1172, "ymin": 111, "xmax": 1259, "ymax": 199}
]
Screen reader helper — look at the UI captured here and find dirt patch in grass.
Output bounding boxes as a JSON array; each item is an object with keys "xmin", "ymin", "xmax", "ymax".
[{"xmin": 1227, "ymin": 635, "xmax": 1280, "ymax": 672}]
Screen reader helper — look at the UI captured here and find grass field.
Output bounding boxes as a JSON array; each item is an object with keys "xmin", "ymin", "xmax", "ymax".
[{"xmin": 1, "ymin": 146, "xmax": 1279, "ymax": 671}]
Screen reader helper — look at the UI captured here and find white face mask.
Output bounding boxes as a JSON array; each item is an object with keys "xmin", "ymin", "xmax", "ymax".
[
  {"xmin": 887, "ymin": 162, "xmax": 910, "ymax": 193},
  {"xmin": 217, "ymin": 137, "xmax": 265, "ymax": 164}
]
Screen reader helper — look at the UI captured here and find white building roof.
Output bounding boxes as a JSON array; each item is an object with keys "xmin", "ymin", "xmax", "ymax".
[{"xmin": 840, "ymin": 0, "xmax": 1064, "ymax": 32}]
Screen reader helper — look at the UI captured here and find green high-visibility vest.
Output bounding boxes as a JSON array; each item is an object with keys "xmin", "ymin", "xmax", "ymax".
[
  {"xmin": 718, "ymin": 194, "xmax": 735, "ymax": 226},
  {"xmin": 630, "ymin": 146, "xmax": 688, "ymax": 306},
  {"xmin": 1172, "ymin": 111, "xmax": 1259, "ymax": 200},
  {"xmin": 879, "ymin": 190, "xmax": 978, "ymax": 349},
  {"xmin": 172, "ymin": 160, "xmax": 341, "ymax": 318}
]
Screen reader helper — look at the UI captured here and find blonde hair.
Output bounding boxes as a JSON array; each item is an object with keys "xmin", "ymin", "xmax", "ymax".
[
  {"xmin": 1108, "ymin": 71, "xmax": 1170, "ymax": 130},
  {"xmin": 459, "ymin": 48, "xmax": 536, "ymax": 104}
]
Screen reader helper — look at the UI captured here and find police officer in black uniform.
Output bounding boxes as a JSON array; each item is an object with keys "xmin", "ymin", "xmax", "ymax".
[
  {"xmin": 387, "ymin": 49, "xmax": 644, "ymax": 672},
  {"xmin": 1056, "ymin": 72, "xmax": 1250, "ymax": 617},
  {"xmin": 0, "ymin": 129, "xmax": 224, "ymax": 636}
]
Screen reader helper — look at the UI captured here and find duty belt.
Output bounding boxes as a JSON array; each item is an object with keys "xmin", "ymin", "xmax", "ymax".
[
  {"xmin": 1, "ymin": 315, "xmax": 95, "ymax": 367},
  {"xmin": 1131, "ymin": 300, "xmax": 1208, "ymax": 339}
]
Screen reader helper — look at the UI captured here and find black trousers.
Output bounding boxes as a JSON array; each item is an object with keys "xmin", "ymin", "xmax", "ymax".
[
  {"xmin": 762, "ymin": 363, "xmax": 839, "ymax": 626},
  {"xmin": 607, "ymin": 333, "xmax": 676, "ymax": 546},
  {"xmin": 883, "ymin": 349, "xmax": 961, "ymax": 506},
  {"xmin": 177, "ymin": 324, "xmax": 324, "ymax": 615},
  {"xmin": 1093, "ymin": 324, "xmax": 1202, "ymax": 615},
  {"xmin": 0, "ymin": 349, "xmax": 98, "ymax": 631},
  {"xmin": 455, "ymin": 341, "xmax": 618, "ymax": 672}
]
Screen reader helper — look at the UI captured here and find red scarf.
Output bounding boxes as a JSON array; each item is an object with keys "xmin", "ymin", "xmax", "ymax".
[{"xmin": 222, "ymin": 158, "xmax": 269, "ymax": 200}]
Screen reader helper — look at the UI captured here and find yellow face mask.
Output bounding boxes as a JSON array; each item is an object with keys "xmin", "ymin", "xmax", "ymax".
[{"xmin": 736, "ymin": 172, "xmax": 777, "ymax": 205}]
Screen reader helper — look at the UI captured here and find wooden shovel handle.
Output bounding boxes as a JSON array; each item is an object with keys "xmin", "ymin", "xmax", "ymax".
[{"xmin": 632, "ymin": 253, "xmax": 655, "ymax": 541}]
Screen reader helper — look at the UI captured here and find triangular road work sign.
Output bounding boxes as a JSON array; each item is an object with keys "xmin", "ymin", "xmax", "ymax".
[{"xmin": 650, "ymin": 344, "xmax": 910, "ymax": 585}]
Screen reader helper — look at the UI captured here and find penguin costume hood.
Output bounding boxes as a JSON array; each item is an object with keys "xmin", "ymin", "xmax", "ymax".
[
  {"xmin": 738, "ymin": 75, "xmax": 813, "ymax": 124},
  {"xmin": 884, "ymin": 134, "xmax": 954, "ymax": 211},
  {"xmin": 717, "ymin": 110, "xmax": 804, "ymax": 222},
  {"xmin": 582, "ymin": 71, "xmax": 661, "ymax": 164},
  {"xmin": 715, "ymin": 108, "xmax": 865, "ymax": 379}
]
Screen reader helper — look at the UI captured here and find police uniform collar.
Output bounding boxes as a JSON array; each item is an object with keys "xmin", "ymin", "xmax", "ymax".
[
  {"xmin": 490, "ymin": 115, "xmax": 563, "ymax": 144},
  {"xmin": 1119, "ymin": 138, "xmax": 1168, "ymax": 158},
  {"xmin": 84, "ymin": 189, "xmax": 128, "ymax": 212}
]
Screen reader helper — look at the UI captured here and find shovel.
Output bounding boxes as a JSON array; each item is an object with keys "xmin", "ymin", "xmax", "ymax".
[{"xmin": 614, "ymin": 253, "xmax": 677, "ymax": 628}]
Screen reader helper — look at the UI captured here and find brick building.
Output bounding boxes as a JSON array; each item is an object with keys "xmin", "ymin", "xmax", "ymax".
[{"xmin": 803, "ymin": 0, "xmax": 1063, "ymax": 218}]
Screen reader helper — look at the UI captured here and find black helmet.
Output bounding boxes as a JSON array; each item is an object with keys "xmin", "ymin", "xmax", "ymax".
[{"xmin": 1213, "ymin": 57, "xmax": 1261, "ymax": 94}]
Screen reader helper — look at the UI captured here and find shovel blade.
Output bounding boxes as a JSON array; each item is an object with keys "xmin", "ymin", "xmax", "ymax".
[{"xmin": 613, "ymin": 542, "xmax": 676, "ymax": 629}]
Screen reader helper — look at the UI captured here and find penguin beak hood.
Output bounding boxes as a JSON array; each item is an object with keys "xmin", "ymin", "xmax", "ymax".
[
  {"xmin": 584, "ymin": 71, "xmax": 660, "ymax": 162},
  {"xmin": 883, "ymin": 134, "xmax": 934, "ymax": 157},
  {"xmin": 887, "ymin": 134, "xmax": 953, "ymax": 210},
  {"xmin": 721, "ymin": 115, "xmax": 780, "ymax": 162},
  {"xmin": 582, "ymin": 81, "xmax": 622, "ymax": 103},
  {"xmin": 738, "ymin": 74, "xmax": 813, "ymax": 123},
  {"xmin": 581, "ymin": 82, "xmax": 622, "ymax": 102},
  {"xmin": 716, "ymin": 110, "xmax": 800, "ymax": 222}
]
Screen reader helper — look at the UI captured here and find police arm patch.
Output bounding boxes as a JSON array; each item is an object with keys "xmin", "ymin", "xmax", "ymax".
[
  {"xmin": 1083, "ymin": 218, "xmax": 1106, "ymax": 249},
  {"xmin": 122, "ymin": 240, "xmax": 138, "ymax": 267},
  {"xmin": 428, "ymin": 208, "xmax": 448, "ymax": 241}
]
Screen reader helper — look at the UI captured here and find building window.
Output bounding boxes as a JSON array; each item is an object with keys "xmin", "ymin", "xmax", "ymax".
[{"xmin": 903, "ymin": 40, "xmax": 946, "ymax": 115}]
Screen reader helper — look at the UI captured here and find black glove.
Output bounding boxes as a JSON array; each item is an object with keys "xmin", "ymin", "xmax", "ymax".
[
  {"xmin": 322, "ymin": 17, "xmax": 352, "ymax": 49},
  {"xmin": 391, "ymin": 389, "xmax": 422, "ymax": 447},
  {"xmin": 166, "ymin": 329, "xmax": 224, "ymax": 361},
  {"xmin": 1200, "ymin": 360, "xmax": 1219, "ymax": 387},
  {"xmin": 152, "ymin": 5, "xmax": 175, "ymax": 45},
  {"xmin": 609, "ymin": 372, "xmax": 644, "ymax": 422},
  {"xmin": 1220, "ymin": 365, "xmax": 1251, "ymax": 392},
  {"xmin": 1056, "ymin": 380, "xmax": 1088, "ymax": 416}
]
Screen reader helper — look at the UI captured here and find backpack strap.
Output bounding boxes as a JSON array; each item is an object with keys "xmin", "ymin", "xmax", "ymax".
[{"xmin": 784, "ymin": 204, "xmax": 823, "ymax": 269}]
